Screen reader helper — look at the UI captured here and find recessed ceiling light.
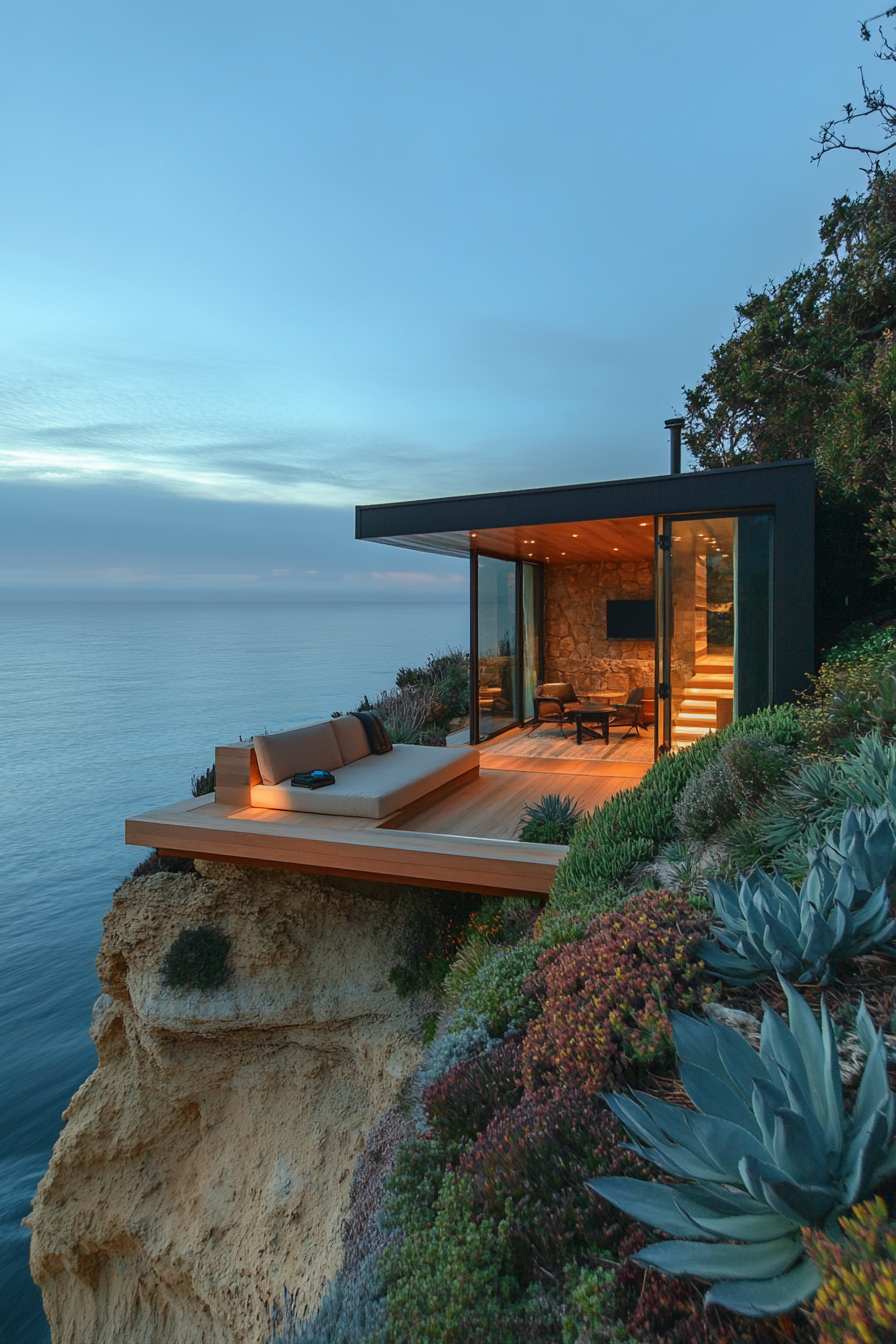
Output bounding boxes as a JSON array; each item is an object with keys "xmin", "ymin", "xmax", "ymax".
[
  {"xmin": 471, "ymin": 533, "xmax": 477, "ymax": 537},
  {"xmin": 639, "ymin": 522, "xmax": 648, "ymax": 527},
  {"xmin": 561, "ymin": 551, "xmax": 566, "ymax": 555},
  {"xmin": 613, "ymin": 547, "xmax": 619, "ymax": 551}
]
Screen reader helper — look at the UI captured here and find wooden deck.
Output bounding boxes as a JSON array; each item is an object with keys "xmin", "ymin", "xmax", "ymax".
[{"xmin": 126, "ymin": 728, "xmax": 652, "ymax": 898}]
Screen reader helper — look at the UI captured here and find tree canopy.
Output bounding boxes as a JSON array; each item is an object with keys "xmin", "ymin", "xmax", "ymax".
[{"xmin": 683, "ymin": 170, "xmax": 896, "ymax": 594}]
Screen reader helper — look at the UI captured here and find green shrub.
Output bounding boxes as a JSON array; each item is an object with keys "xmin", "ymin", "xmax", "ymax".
[
  {"xmin": 388, "ymin": 891, "xmax": 483, "ymax": 999},
  {"xmin": 460, "ymin": 1092, "xmax": 650, "ymax": 1284},
  {"xmin": 396, "ymin": 647, "xmax": 470, "ymax": 731},
  {"xmin": 733, "ymin": 729, "xmax": 896, "ymax": 880},
  {"xmin": 561, "ymin": 1267, "xmax": 636, "ymax": 1344},
  {"xmin": 674, "ymin": 734, "xmax": 794, "ymax": 843},
  {"xmin": 191, "ymin": 764, "xmax": 216, "ymax": 796},
  {"xmin": 130, "ymin": 849, "xmax": 195, "ymax": 878},
  {"xmin": 518, "ymin": 794, "xmax": 583, "ymax": 845},
  {"xmin": 800, "ymin": 628, "xmax": 896, "ymax": 748},
  {"xmin": 378, "ymin": 1173, "xmax": 519, "ymax": 1344},
  {"xmin": 806, "ymin": 1197, "xmax": 896, "ymax": 1344},
  {"xmin": 449, "ymin": 942, "xmax": 542, "ymax": 1037},
  {"xmin": 160, "ymin": 925, "xmax": 231, "ymax": 991},
  {"xmin": 521, "ymin": 891, "xmax": 711, "ymax": 1097},
  {"xmin": 548, "ymin": 707, "xmax": 803, "ymax": 918},
  {"xmin": 821, "ymin": 623, "xmax": 896, "ymax": 668}
]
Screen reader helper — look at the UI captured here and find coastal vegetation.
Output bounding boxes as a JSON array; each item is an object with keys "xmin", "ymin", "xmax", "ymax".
[{"xmin": 277, "ymin": 623, "xmax": 896, "ymax": 1344}]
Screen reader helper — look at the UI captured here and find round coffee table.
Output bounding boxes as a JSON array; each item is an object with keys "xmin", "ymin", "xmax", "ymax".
[{"xmin": 570, "ymin": 706, "xmax": 612, "ymax": 744}]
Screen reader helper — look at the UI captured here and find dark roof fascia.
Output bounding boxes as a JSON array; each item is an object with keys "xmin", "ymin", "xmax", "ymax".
[{"xmin": 355, "ymin": 459, "xmax": 816, "ymax": 543}]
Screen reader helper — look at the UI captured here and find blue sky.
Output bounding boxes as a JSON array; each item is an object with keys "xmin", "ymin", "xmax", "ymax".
[{"xmin": 0, "ymin": 1, "xmax": 875, "ymax": 597}]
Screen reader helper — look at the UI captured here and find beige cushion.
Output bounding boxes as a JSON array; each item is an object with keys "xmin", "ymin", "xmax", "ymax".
[
  {"xmin": 252, "ymin": 722, "xmax": 343, "ymax": 785},
  {"xmin": 330, "ymin": 714, "xmax": 371, "ymax": 765},
  {"xmin": 251, "ymin": 743, "xmax": 479, "ymax": 819}
]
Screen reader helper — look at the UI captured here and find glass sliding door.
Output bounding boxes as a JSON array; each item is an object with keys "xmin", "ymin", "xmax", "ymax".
[
  {"xmin": 476, "ymin": 556, "xmax": 519, "ymax": 739},
  {"xmin": 521, "ymin": 562, "xmax": 543, "ymax": 725},
  {"xmin": 657, "ymin": 513, "xmax": 772, "ymax": 752}
]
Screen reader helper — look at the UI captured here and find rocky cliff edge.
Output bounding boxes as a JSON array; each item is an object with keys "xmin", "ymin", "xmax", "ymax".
[{"xmin": 27, "ymin": 862, "xmax": 427, "ymax": 1344}]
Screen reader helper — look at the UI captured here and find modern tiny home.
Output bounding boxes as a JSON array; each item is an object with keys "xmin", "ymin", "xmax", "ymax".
[{"xmin": 356, "ymin": 457, "xmax": 815, "ymax": 758}]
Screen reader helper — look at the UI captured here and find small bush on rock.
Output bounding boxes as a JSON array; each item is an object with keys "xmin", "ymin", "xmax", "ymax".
[
  {"xmin": 160, "ymin": 925, "xmax": 231, "ymax": 991},
  {"xmin": 191, "ymin": 764, "xmax": 216, "ymax": 796},
  {"xmin": 522, "ymin": 891, "xmax": 711, "ymax": 1096},
  {"xmin": 130, "ymin": 849, "xmax": 195, "ymax": 878}
]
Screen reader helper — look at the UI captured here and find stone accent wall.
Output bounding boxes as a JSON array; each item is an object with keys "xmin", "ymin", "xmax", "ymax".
[{"xmin": 543, "ymin": 560, "xmax": 654, "ymax": 700}]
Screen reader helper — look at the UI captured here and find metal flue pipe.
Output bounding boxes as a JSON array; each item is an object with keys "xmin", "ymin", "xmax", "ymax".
[{"xmin": 665, "ymin": 417, "xmax": 684, "ymax": 474}]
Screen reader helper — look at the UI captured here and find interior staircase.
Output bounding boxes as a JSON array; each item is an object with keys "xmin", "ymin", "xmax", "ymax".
[{"xmin": 671, "ymin": 653, "xmax": 734, "ymax": 749}]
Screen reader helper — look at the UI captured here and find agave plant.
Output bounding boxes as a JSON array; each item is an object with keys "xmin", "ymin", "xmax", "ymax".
[
  {"xmin": 591, "ymin": 979, "xmax": 896, "ymax": 1318},
  {"xmin": 518, "ymin": 793, "xmax": 584, "ymax": 844},
  {"xmin": 696, "ymin": 808, "xmax": 896, "ymax": 986},
  {"xmin": 815, "ymin": 806, "xmax": 896, "ymax": 893}
]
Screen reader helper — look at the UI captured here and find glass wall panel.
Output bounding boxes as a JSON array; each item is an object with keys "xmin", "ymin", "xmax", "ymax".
[
  {"xmin": 660, "ymin": 513, "xmax": 772, "ymax": 750},
  {"xmin": 477, "ymin": 556, "xmax": 518, "ymax": 739},
  {"xmin": 521, "ymin": 563, "xmax": 543, "ymax": 723},
  {"xmin": 734, "ymin": 513, "xmax": 773, "ymax": 718}
]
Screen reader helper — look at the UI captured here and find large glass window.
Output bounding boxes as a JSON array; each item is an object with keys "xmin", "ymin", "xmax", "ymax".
[
  {"xmin": 658, "ymin": 513, "xmax": 772, "ymax": 751},
  {"xmin": 476, "ymin": 556, "xmax": 518, "ymax": 739}
]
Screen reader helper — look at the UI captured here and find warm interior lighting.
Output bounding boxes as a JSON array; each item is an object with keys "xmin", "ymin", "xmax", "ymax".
[
  {"xmin": 613, "ymin": 547, "xmax": 619, "ymax": 551},
  {"xmin": 639, "ymin": 522, "xmax": 648, "ymax": 527},
  {"xmin": 572, "ymin": 533, "xmax": 578, "ymax": 537}
]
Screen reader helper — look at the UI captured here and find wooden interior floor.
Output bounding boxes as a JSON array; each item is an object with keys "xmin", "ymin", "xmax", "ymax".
[{"xmin": 479, "ymin": 723, "xmax": 654, "ymax": 766}]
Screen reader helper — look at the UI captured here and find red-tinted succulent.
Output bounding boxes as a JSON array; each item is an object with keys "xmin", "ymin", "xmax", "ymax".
[{"xmin": 522, "ymin": 891, "xmax": 711, "ymax": 1096}]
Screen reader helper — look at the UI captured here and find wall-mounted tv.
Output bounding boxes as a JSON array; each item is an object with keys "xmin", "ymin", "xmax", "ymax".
[{"xmin": 606, "ymin": 600, "xmax": 655, "ymax": 640}]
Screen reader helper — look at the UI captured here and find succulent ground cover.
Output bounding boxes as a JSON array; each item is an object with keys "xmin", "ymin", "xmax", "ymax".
[{"xmin": 279, "ymin": 628, "xmax": 896, "ymax": 1344}]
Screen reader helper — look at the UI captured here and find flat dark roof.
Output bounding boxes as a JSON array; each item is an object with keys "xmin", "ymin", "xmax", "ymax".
[{"xmin": 356, "ymin": 459, "xmax": 815, "ymax": 556}]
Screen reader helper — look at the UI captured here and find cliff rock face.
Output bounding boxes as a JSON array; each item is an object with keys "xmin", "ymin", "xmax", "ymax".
[{"xmin": 28, "ymin": 862, "xmax": 426, "ymax": 1344}]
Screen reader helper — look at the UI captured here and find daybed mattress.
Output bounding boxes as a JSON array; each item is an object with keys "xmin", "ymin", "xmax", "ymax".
[{"xmin": 250, "ymin": 743, "xmax": 479, "ymax": 819}]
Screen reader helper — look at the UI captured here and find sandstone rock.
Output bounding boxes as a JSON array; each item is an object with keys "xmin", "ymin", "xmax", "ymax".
[{"xmin": 28, "ymin": 863, "xmax": 428, "ymax": 1344}]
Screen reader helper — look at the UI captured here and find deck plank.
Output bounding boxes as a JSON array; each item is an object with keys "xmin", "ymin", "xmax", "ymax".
[{"xmin": 396, "ymin": 767, "xmax": 629, "ymax": 840}]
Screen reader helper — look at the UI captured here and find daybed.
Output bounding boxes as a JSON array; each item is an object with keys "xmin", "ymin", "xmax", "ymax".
[{"xmin": 231, "ymin": 716, "xmax": 479, "ymax": 821}]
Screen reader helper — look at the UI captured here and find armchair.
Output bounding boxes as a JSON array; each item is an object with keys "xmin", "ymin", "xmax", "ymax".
[
  {"xmin": 530, "ymin": 682, "xmax": 583, "ymax": 734},
  {"xmin": 609, "ymin": 686, "xmax": 646, "ymax": 738}
]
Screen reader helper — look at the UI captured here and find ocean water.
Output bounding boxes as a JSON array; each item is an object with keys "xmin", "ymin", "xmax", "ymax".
[{"xmin": 0, "ymin": 599, "xmax": 468, "ymax": 1343}]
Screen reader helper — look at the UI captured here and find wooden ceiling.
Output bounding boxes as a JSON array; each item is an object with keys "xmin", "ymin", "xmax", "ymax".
[{"xmin": 466, "ymin": 515, "xmax": 655, "ymax": 564}]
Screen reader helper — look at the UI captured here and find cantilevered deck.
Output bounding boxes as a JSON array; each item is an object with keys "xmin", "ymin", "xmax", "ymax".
[{"xmin": 126, "ymin": 729, "xmax": 652, "ymax": 897}]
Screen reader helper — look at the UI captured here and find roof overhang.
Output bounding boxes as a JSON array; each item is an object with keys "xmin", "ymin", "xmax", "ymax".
[{"xmin": 355, "ymin": 460, "xmax": 816, "ymax": 560}]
